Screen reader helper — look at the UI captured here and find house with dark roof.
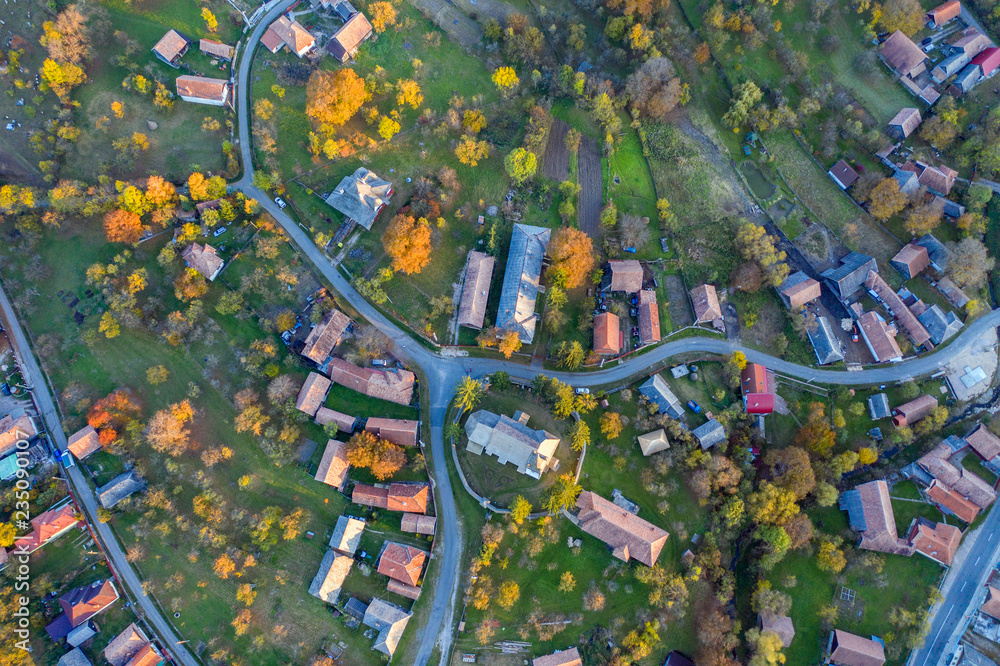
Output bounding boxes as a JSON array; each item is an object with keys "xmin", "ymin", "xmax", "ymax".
[
  {"xmin": 593, "ymin": 312, "xmax": 620, "ymax": 356},
  {"xmin": 604, "ymin": 260, "xmax": 643, "ymax": 293},
  {"xmin": 301, "ymin": 308, "xmax": 351, "ymax": 365},
  {"xmin": 690, "ymin": 284, "xmax": 723, "ymax": 329},
  {"xmin": 296, "ymin": 372, "xmax": 332, "ymax": 417},
  {"xmin": 637, "ymin": 290, "xmax": 660, "ymax": 344},
  {"xmin": 97, "ymin": 471, "xmax": 145, "ymax": 509},
  {"xmin": 916, "ymin": 234, "xmax": 950, "ymax": 272},
  {"xmin": 314, "ymin": 439, "xmax": 349, "ymax": 491},
  {"xmin": 575, "ymin": 491, "xmax": 669, "ymax": 566},
  {"xmin": 952, "ymin": 62, "xmax": 983, "ymax": 93},
  {"xmin": 935, "ymin": 195, "xmax": 966, "ymax": 218},
  {"xmin": 497, "ymin": 223, "xmax": 550, "ymax": 343},
  {"xmin": 918, "ymin": 304, "xmax": 962, "ymax": 345},
  {"xmin": 328, "ymin": 12, "xmax": 373, "ymax": 62},
  {"xmin": 366, "ymin": 417, "xmax": 419, "ymax": 447},
  {"xmin": 151, "ymin": 30, "xmax": 189, "ymax": 67},
  {"xmin": 532, "ymin": 647, "xmax": 583, "ymax": 666},
  {"xmin": 894, "ymin": 168, "xmax": 920, "ymax": 195},
  {"xmin": 66, "ymin": 621, "xmax": 96, "ymax": 648},
  {"xmin": 821, "ymin": 252, "xmax": 877, "ymax": 301},
  {"xmin": 880, "ymin": 30, "xmax": 928, "ymax": 78},
  {"xmin": 864, "ymin": 271, "xmax": 931, "ymax": 348},
  {"xmin": 777, "ymin": 271, "xmax": 821, "ymax": 309},
  {"xmin": 927, "ymin": 0, "xmax": 961, "ymax": 27},
  {"xmin": 827, "ymin": 629, "xmax": 886, "ymax": 666},
  {"xmin": 887, "ymin": 108, "xmax": 922, "ymax": 139},
  {"xmin": 638, "ymin": 374, "xmax": 684, "ymax": 419},
  {"xmin": 868, "ymin": 393, "xmax": 892, "ymax": 420},
  {"xmin": 931, "ymin": 51, "xmax": 971, "ymax": 83},
  {"xmin": 344, "ymin": 596, "xmax": 368, "ymax": 620},
  {"xmin": 324, "ymin": 167, "xmax": 392, "ymax": 230},
  {"xmin": 828, "ymin": 160, "xmax": 860, "ymax": 189},
  {"xmin": 692, "ymin": 419, "xmax": 726, "ymax": 450},
  {"xmin": 891, "ymin": 243, "xmax": 930, "ymax": 280},
  {"xmin": 759, "ymin": 613, "xmax": 795, "ymax": 648},
  {"xmin": 457, "ymin": 251, "xmax": 494, "ymax": 330},
  {"xmin": 465, "ymin": 410, "xmax": 559, "ymax": 479},
  {"xmin": 57, "ymin": 648, "xmax": 91, "ymax": 666},
  {"xmin": 363, "ymin": 598, "xmax": 411, "ymax": 657},
  {"xmin": 807, "ymin": 316, "xmax": 845, "ymax": 365},
  {"xmin": 46, "ymin": 580, "xmax": 119, "ymax": 639}
]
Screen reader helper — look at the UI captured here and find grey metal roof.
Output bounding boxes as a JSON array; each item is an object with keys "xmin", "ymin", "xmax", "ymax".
[
  {"xmin": 868, "ymin": 393, "xmax": 891, "ymax": 420},
  {"xmin": 344, "ymin": 596, "xmax": 368, "ymax": 619},
  {"xmin": 894, "ymin": 169, "xmax": 919, "ymax": 195},
  {"xmin": 942, "ymin": 434, "xmax": 969, "ymax": 453},
  {"xmin": 955, "ymin": 63, "xmax": 982, "ymax": 92},
  {"xmin": 917, "ymin": 304, "xmax": 963, "ymax": 345},
  {"xmin": 323, "ymin": 168, "xmax": 391, "ymax": 230},
  {"xmin": 638, "ymin": 375, "xmax": 684, "ymax": 419},
  {"xmin": 820, "ymin": 252, "xmax": 877, "ymax": 300},
  {"xmin": 97, "ymin": 470, "xmax": 145, "ymax": 509},
  {"xmin": 691, "ymin": 419, "xmax": 726, "ymax": 450},
  {"xmin": 66, "ymin": 621, "xmax": 96, "ymax": 647},
  {"xmin": 839, "ymin": 489, "xmax": 867, "ymax": 532},
  {"xmin": 932, "ymin": 51, "xmax": 970, "ymax": 81},
  {"xmin": 936, "ymin": 196, "xmax": 965, "ymax": 218},
  {"xmin": 57, "ymin": 649, "xmax": 92, "ymax": 666},
  {"xmin": 806, "ymin": 316, "xmax": 844, "ymax": 365},
  {"xmin": 496, "ymin": 224, "xmax": 551, "ymax": 343},
  {"xmin": 916, "ymin": 234, "xmax": 950, "ymax": 270}
]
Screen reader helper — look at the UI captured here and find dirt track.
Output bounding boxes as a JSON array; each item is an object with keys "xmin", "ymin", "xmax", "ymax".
[
  {"xmin": 542, "ymin": 120, "xmax": 570, "ymax": 182},
  {"xmin": 578, "ymin": 135, "xmax": 602, "ymax": 238}
]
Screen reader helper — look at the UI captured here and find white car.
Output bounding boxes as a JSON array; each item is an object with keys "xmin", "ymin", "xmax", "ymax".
[
  {"xmin": 575, "ymin": 387, "xmax": 590, "ymax": 395},
  {"xmin": 274, "ymin": 197, "xmax": 287, "ymax": 209}
]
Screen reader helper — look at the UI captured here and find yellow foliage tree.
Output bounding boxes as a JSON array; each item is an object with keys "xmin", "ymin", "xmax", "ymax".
[
  {"xmin": 455, "ymin": 137, "xmax": 490, "ymax": 166},
  {"xmin": 201, "ymin": 7, "xmax": 218, "ymax": 33},
  {"xmin": 370, "ymin": 1, "xmax": 397, "ymax": 32},
  {"xmin": 492, "ymin": 66, "xmax": 519, "ymax": 95},
  {"xmin": 40, "ymin": 58, "xmax": 85, "ymax": 101},
  {"xmin": 382, "ymin": 214, "xmax": 432, "ymax": 274},
  {"xmin": 378, "ymin": 115, "xmax": 401, "ymax": 141},
  {"xmin": 305, "ymin": 69, "xmax": 368, "ymax": 127},
  {"xmin": 396, "ymin": 79, "xmax": 424, "ymax": 109}
]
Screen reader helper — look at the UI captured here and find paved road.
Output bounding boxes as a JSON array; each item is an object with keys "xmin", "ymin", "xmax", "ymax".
[
  {"xmin": 911, "ymin": 503, "xmax": 1000, "ymax": 666},
  {"xmin": 0, "ymin": 285, "xmax": 198, "ymax": 666},
  {"xmin": 227, "ymin": 10, "xmax": 1000, "ymax": 663}
]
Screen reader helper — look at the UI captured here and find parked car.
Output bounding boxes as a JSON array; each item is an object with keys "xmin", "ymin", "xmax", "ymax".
[
  {"xmin": 687, "ymin": 400, "xmax": 701, "ymax": 414},
  {"xmin": 851, "ymin": 325, "xmax": 860, "ymax": 343},
  {"xmin": 575, "ymin": 388, "xmax": 590, "ymax": 395},
  {"xmin": 372, "ymin": 359, "xmax": 388, "ymax": 367},
  {"xmin": 630, "ymin": 308, "xmax": 637, "ymax": 318},
  {"xmin": 213, "ymin": 226, "xmax": 227, "ymax": 237},
  {"xmin": 921, "ymin": 37, "xmax": 933, "ymax": 45},
  {"xmin": 60, "ymin": 451, "xmax": 75, "ymax": 468},
  {"xmin": 274, "ymin": 197, "xmax": 287, "ymax": 209}
]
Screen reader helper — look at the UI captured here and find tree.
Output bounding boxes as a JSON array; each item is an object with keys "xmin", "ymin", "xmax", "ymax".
[
  {"xmin": 382, "ymin": 214, "xmax": 431, "ymax": 274},
  {"xmin": 505, "ymin": 148, "xmax": 537, "ymax": 183},
  {"xmin": 510, "ymin": 495, "xmax": 532, "ymax": 524},
  {"xmin": 626, "ymin": 57, "xmax": 684, "ymax": 120},
  {"xmin": 583, "ymin": 584, "xmax": 606, "ymax": 611},
  {"xmin": 814, "ymin": 481, "xmax": 839, "ymax": 507},
  {"xmin": 463, "ymin": 110, "xmax": 487, "ymax": 134},
  {"xmin": 905, "ymin": 203, "xmax": 943, "ymax": 236},
  {"xmin": 147, "ymin": 365, "xmax": 169, "ymax": 385},
  {"xmin": 236, "ymin": 583, "xmax": 256, "ymax": 606},
  {"xmin": 346, "ymin": 431, "xmax": 406, "ymax": 480},
  {"xmin": 454, "ymin": 376, "xmax": 484, "ymax": 412},
  {"xmin": 202, "ymin": 7, "xmax": 218, "ymax": 32},
  {"xmin": 556, "ymin": 340, "xmax": 586, "ymax": 369},
  {"xmin": 724, "ymin": 351, "xmax": 747, "ymax": 388},
  {"xmin": 497, "ymin": 580, "xmax": 520, "ymax": 609},
  {"xmin": 145, "ymin": 176, "xmax": 176, "ymax": 208},
  {"xmin": 214, "ymin": 553, "xmax": 236, "ymax": 579},
  {"xmin": 558, "ymin": 571, "xmax": 576, "ymax": 593},
  {"xmin": 867, "ymin": 177, "xmax": 908, "ymax": 221},
  {"xmin": 920, "ymin": 115, "xmax": 959, "ymax": 149},
  {"xmin": 396, "ymin": 79, "xmax": 423, "ymax": 109},
  {"xmin": 747, "ymin": 628, "xmax": 786, "ymax": 666},
  {"xmin": 378, "ymin": 115, "xmax": 401, "ymax": 141},
  {"xmin": 370, "ymin": 1, "xmax": 397, "ymax": 32},
  {"xmin": 765, "ymin": 446, "xmax": 815, "ymax": 500},
  {"xmin": 174, "ymin": 268, "xmax": 208, "ymax": 301},
  {"xmin": 881, "ymin": 0, "xmax": 925, "ymax": 35},
  {"xmin": 544, "ymin": 473, "xmax": 582, "ymax": 514},
  {"xmin": 492, "ymin": 66, "xmax": 519, "ymax": 95},
  {"xmin": 145, "ymin": 400, "xmax": 194, "ymax": 455},
  {"xmin": 40, "ymin": 58, "xmax": 85, "ymax": 101},
  {"xmin": 0, "ymin": 523, "xmax": 15, "ymax": 548},
  {"xmin": 948, "ymin": 237, "xmax": 994, "ymax": 289},
  {"xmin": 41, "ymin": 6, "xmax": 90, "ymax": 65},
  {"xmin": 306, "ymin": 69, "xmax": 368, "ymax": 127},
  {"xmin": 600, "ymin": 412, "xmax": 624, "ymax": 439},
  {"xmin": 796, "ymin": 402, "xmax": 835, "ymax": 457},
  {"xmin": 748, "ymin": 482, "xmax": 799, "ymax": 526},
  {"xmin": 455, "ymin": 137, "xmax": 490, "ymax": 166},
  {"xmin": 498, "ymin": 330, "xmax": 522, "ymax": 358},
  {"xmin": 548, "ymin": 227, "xmax": 595, "ymax": 288},
  {"xmin": 751, "ymin": 580, "xmax": 792, "ymax": 617},
  {"xmin": 817, "ymin": 539, "xmax": 847, "ymax": 573},
  {"xmin": 103, "ymin": 209, "xmax": 143, "ymax": 244},
  {"xmin": 619, "ymin": 213, "xmax": 652, "ymax": 249},
  {"xmin": 736, "ymin": 222, "xmax": 789, "ymax": 286},
  {"xmin": 99, "ymin": 312, "xmax": 120, "ymax": 339},
  {"xmin": 568, "ymin": 420, "xmax": 590, "ymax": 452},
  {"xmin": 723, "ymin": 81, "xmax": 763, "ymax": 127}
]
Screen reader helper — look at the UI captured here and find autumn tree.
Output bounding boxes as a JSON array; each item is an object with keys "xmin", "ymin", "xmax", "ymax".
[
  {"xmin": 202, "ymin": 7, "xmax": 219, "ymax": 33},
  {"xmin": 306, "ymin": 69, "xmax": 368, "ymax": 128},
  {"xmin": 544, "ymin": 473, "xmax": 583, "ymax": 514},
  {"xmin": 867, "ymin": 177, "xmax": 908, "ymax": 221},
  {"xmin": 796, "ymin": 402, "xmax": 835, "ymax": 457},
  {"xmin": 948, "ymin": 237, "xmax": 995, "ymax": 289},
  {"xmin": 396, "ymin": 79, "xmax": 423, "ymax": 109},
  {"xmin": 455, "ymin": 137, "xmax": 490, "ymax": 166},
  {"xmin": 905, "ymin": 202, "xmax": 942, "ymax": 236},
  {"xmin": 145, "ymin": 401, "xmax": 195, "ymax": 455},
  {"xmin": 764, "ymin": 446, "xmax": 815, "ymax": 500},
  {"xmin": 505, "ymin": 148, "xmax": 537, "ymax": 183},
  {"xmin": 558, "ymin": 571, "xmax": 576, "ymax": 593},
  {"xmin": 41, "ymin": 6, "xmax": 90, "ymax": 65},
  {"xmin": 497, "ymin": 580, "xmax": 520, "ymax": 609},
  {"xmin": 40, "ymin": 58, "xmax": 85, "ymax": 101},
  {"xmin": 747, "ymin": 481, "xmax": 799, "ymax": 526},
  {"xmin": 626, "ymin": 57, "xmax": 685, "ymax": 120},
  {"xmin": 600, "ymin": 412, "xmax": 624, "ymax": 439},
  {"xmin": 510, "ymin": 495, "xmax": 532, "ymax": 524},
  {"xmin": 346, "ymin": 431, "xmax": 406, "ymax": 480},
  {"xmin": 147, "ymin": 365, "xmax": 169, "ymax": 385},
  {"xmin": 816, "ymin": 538, "xmax": 847, "ymax": 573},
  {"xmin": 103, "ymin": 209, "xmax": 143, "ymax": 244},
  {"xmin": 370, "ymin": 1, "xmax": 397, "ymax": 32},
  {"xmin": 455, "ymin": 376, "xmax": 484, "ymax": 413},
  {"xmin": 548, "ymin": 227, "xmax": 595, "ymax": 289},
  {"xmin": 382, "ymin": 214, "xmax": 432, "ymax": 274},
  {"xmin": 735, "ymin": 222, "xmax": 789, "ymax": 287},
  {"xmin": 145, "ymin": 176, "xmax": 177, "ymax": 208},
  {"xmin": 880, "ymin": 0, "xmax": 925, "ymax": 35},
  {"xmin": 568, "ymin": 420, "xmax": 590, "ymax": 452},
  {"xmin": 214, "ymin": 553, "xmax": 236, "ymax": 579},
  {"xmin": 492, "ymin": 66, "xmax": 519, "ymax": 95},
  {"xmin": 174, "ymin": 268, "xmax": 209, "ymax": 301},
  {"xmin": 746, "ymin": 628, "xmax": 786, "ymax": 666},
  {"xmin": 723, "ymin": 81, "xmax": 763, "ymax": 128}
]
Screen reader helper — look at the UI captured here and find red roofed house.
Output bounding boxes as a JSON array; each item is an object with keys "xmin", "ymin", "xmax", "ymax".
[
  {"xmin": 887, "ymin": 108, "xmax": 922, "ymax": 141},
  {"xmin": 857, "ymin": 310, "xmax": 904, "ymax": 364},
  {"xmin": 637, "ymin": 290, "xmax": 660, "ymax": 345},
  {"xmin": 892, "ymin": 394, "xmax": 938, "ymax": 427},
  {"xmin": 828, "ymin": 159, "xmax": 860, "ymax": 189},
  {"xmin": 104, "ymin": 622, "xmax": 153, "ymax": 666},
  {"xmin": 377, "ymin": 541, "xmax": 427, "ymax": 586},
  {"xmin": 777, "ymin": 271, "xmax": 821, "ymax": 309},
  {"xmin": 927, "ymin": 0, "xmax": 961, "ymax": 26},
  {"xmin": 353, "ymin": 482, "xmax": 429, "ymax": 514},
  {"xmin": 966, "ymin": 423, "xmax": 1000, "ymax": 464},
  {"xmin": 175, "ymin": 75, "xmax": 230, "ymax": 107},
  {"xmin": 151, "ymin": 29, "xmax": 190, "ymax": 68},
  {"xmin": 925, "ymin": 479, "xmax": 980, "ymax": 523},
  {"xmin": 593, "ymin": 312, "xmax": 620, "ymax": 356},
  {"xmin": 263, "ymin": 15, "xmax": 316, "ymax": 57},
  {"xmin": 13, "ymin": 504, "xmax": 80, "ymax": 553},
  {"xmin": 295, "ymin": 372, "xmax": 332, "ymax": 417},
  {"xmin": 907, "ymin": 518, "xmax": 961, "ymax": 566},
  {"xmin": 365, "ymin": 417, "xmax": 419, "ymax": 447},
  {"xmin": 67, "ymin": 425, "xmax": 102, "ymax": 460},
  {"xmin": 981, "ymin": 586, "xmax": 1000, "ymax": 621},
  {"xmin": 46, "ymin": 579, "xmax": 119, "ymax": 639},
  {"xmin": 301, "ymin": 308, "xmax": 351, "ymax": 365},
  {"xmin": 314, "ymin": 439, "xmax": 349, "ymax": 491},
  {"xmin": 327, "ymin": 358, "xmax": 415, "ymax": 406},
  {"xmin": 827, "ymin": 629, "xmax": 886, "ymax": 666},
  {"xmin": 315, "ymin": 407, "xmax": 356, "ymax": 433},
  {"xmin": 863, "ymin": 271, "xmax": 931, "ymax": 348},
  {"xmin": 741, "ymin": 363, "xmax": 775, "ymax": 415},
  {"xmin": 879, "ymin": 30, "xmax": 928, "ymax": 79},
  {"xmin": 576, "ymin": 490, "xmax": 669, "ymax": 566},
  {"xmin": 973, "ymin": 46, "xmax": 1000, "ymax": 78},
  {"xmin": 690, "ymin": 284, "xmax": 723, "ymax": 330},
  {"xmin": 400, "ymin": 512, "xmax": 436, "ymax": 535},
  {"xmin": 841, "ymin": 480, "xmax": 914, "ymax": 556},
  {"xmin": 181, "ymin": 243, "xmax": 224, "ymax": 281},
  {"xmin": 532, "ymin": 647, "xmax": 583, "ymax": 666},
  {"xmin": 890, "ymin": 243, "xmax": 930, "ymax": 281},
  {"xmin": 328, "ymin": 12, "xmax": 374, "ymax": 62}
]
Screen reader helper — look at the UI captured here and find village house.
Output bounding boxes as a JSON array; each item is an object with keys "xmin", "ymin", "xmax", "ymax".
[
  {"xmin": 151, "ymin": 29, "xmax": 190, "ymax": 68},
  {"xmin": 532, "ymin": 647, "xmax": 583, "ymax": 666},
  {"xmin": 66, "ymin": 425, "xmax": 101, "ymax": 460},
  {"xmin": 932, "ymin": 51, "xmax": 971, "ymax": 83},
  {"xmin": 821, "ymin": 252, "xmax": 877, "ymax": 302},
  {"xmin": 321, "ymin": 0, "xmax": 359, "ymax": 21},
  {"xmin": 181, "ymin": 243, "xmax": 224, "ymax": 281},
  {"xmin": 973, "ymin": 46, "xmax": 1000, "ymax": 79},
  {"xmin": 638, "ymin": 374, "xmax": 684, "ymax": 419},
  {"xmin": 741, "ymin": 363, "xmax": 776, "ymax": 415},
  {"xmin": 295, "ymin": 372, "xmax": 332, "ymax": 417},
  {"xmin": 314, "ymin": 407, "xmax": 356, "ymax": 433},
  {"xmin": 913, "ymin": 435, "xmax": 997, "ymax": 510},
  {"xmin": 981, "ymin": 587, "xmax": 1000, "ymax": 621},
  {"xmin": 907, "ymin": 517, "xmax": 961, "ymax": 565},
  {"xmin": 365, "ymin": 417, "xmax": 419, "ymax": 447},
  {"xmin": 926, "ymin": 478, "xmax": 980, "ymax": 523},
  {"xmin": 327, "ymin": 358, "xmax": 415, "ymax": 405},
  {"xmin": 65, "ymin": 621, "xmax": 96, "ymax": 649},
  {"xmin": 308, "ymin": 550, "xmax": 353, "ymax": 604},
  {"xmin": 46, "ymin": 580, "xmax": 119, "ymax": 639},
  {"xmin": 887, "ymin": 108, "xmax": 922, "ymax": 140},
  {"xmin": 863, "ymin": 271, "xmax": 932, "ymax": 348},
  {"xmin": 869, "ymin": 393, "xmax": 892, "ymax": 420},
  {"xmin": 893, "ymin": 394, "xmax": 938, "ymax": 427},
  {"xmin": 856, "ymin": 310, "xmax": 903, "ymax": 363},
  {"xmin": 759, "ymin": 613, "xmax": 795, "ymax": 648},
  {"xmin": 777, "ymin": 270, "xmax": 821, "ymax": 309},
  {"xmin": 890, "ymin": 243, "xmax": 930, "ymax": 280},
  {"xmin": 301, "ymin": 308, "xmax": 351, "ymax": 365},
  {"xmin": 894, "ymin": 168, "xmax": 920, "ymax": 195},
  {"xmin": 690, "ymin": 284, "xmax": 723, "ymax": 329},
  {"xmin": 827, "ymin": 629, "xmax": 886, "ymax": 666},
  {"xmin": 840, "ymin": 480, "xmax": 914, "ymax": 555},
  {"xmin": 593, "ymin": 312, "xmax": 620, "ymax": 356},
  {"xmin": 948, "ymin": 27, "xmax": 993, "ymax": 58},
  {"xmin": 575, "ymin": 491, "xmax": 669, "ymax": 566},
  {"xmin": 927, "ymin": 0, "xmax": 962, "ymax": 27},
  {"xmin": 97, "ymin": 470, "xmax": 146, "ymax": 509},
  {"xmin": 807, "ymin": 316, "xmax": 845, "ymax": 365},
  {"xmin": 603, "ymin": 260, "xmax": 643, "ymax": 293},
  {"xmin": 637, "ymin": 290, "xmax": 660, "ymax": 344},
  {"xmin": 13, "ymin": 504, "xmax": 79, "ymax": 553},
  {"xmin": 900, "ymin": 160, "xmax": 958, "ymax": 196},
  {"xmin": 496, "ymin": 223, "xmax": 551, "ymax": 343},
  {"xmin": 918, "ymin": 304, "xmax": 963, "ymax": 345},
  {"xmin": 692, "ymin": 419, "xmax": 726, "ymax": 450},
  {"xmin": 261, "ymin": 15, "xmax": 316, "ymax": 57},
  {"xmin": 328, "ymin": 12, "xmax": 374, "ymax": 62},
  {"xmin": 175, "ymin": 75, "xmax": 230, "ymax": 107},
  {"xmin": 917, "ymin": 233, "xmax": 951, "ymax": 272},
  {"xmin": 200, "ymin": 38, "xmax": 234, "ymax": 60},
  {"xmin": 314, "ymin": 439, "xmax": 349, "ymax": 491},
  {"xmin": 636, "ymin": 429, "xmax": 669, "ymax": 456},
  {"xmin": 400, "ymin": 512, "xmax": 436, "ymax": 535},
  {"xmin": 363, "ymin": 598, "xmax": 411, "ymax": 657},
  {"xmin": 0, "ymin": 409, "xmax": 38, "ymax": 457},
  {"xmin": 324, "ymin": 167, "xmax": 393, "ymax": 230},
  {"xmin": 329, "ymin": 515, "xmax": 365, "ymax": 555},
  {"xmin": 879, "ymin": 30, "xmax": 928, "ymax": 83},
  {"xmin": 104, "ymin": 623, "xmax": 161, "ymax": 666},
  {"xmin": 377, "ymin": 541, "xmax": 427, "ymax": 588},
  {"xmin": 828, "ymin": 160, "xmax": 859, "ymax": 189},
  {"xmin": 352, "ymin": 482, "xmax": 429, "ymax": 513},
  {"xmin": 457, "ymin": 251, "xmax": 495, "ymax": 330},
  {"xmin": 465, "ymin": 410, "xmax": 559, "ymax": 479},
  {"xmin": 936, "ymin": 276, "xmax": 969, "ymax": 308}
]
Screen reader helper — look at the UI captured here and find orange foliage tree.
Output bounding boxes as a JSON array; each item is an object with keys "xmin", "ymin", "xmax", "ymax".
[
  {"xmin": 305, "ymin": 69, "xmax": 368, "ymax": 128},
  {"xmin": 174, "ymin": 268, "xmax": 208, "ymax": 301},
  {"xmin": 145, "ymin": 175, "xmax": 177, "ymax": 208},
  {"xmin": 382, "ymin": 214, "xmax": 432, "ymax": 274},
  {"xmin": 87, "ymin": 389, "xmax": 142, "ymax": 445},
  {"xmin": 548, "ymin": 227, "xmax": 595, "ymax": 289},
  {"xmin": 103, "ymin": 209, "xmax": 143, "ymax": 244},
  {"xmin": 346, "ymin": 431, "xmax": 406, "ymax": 480}
]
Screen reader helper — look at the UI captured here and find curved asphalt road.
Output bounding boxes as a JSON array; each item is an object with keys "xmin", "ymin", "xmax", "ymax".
[{"xmin": 230, "ymin": 11, "xmax": 1000, "ymax": 662}]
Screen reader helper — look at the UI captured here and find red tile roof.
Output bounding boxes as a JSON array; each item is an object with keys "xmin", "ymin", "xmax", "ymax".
[
  {"xmin": 830, "ymin": 629, "xmax": 886, "ymax": 666},
  {"xmin": 366, "ymin": 417, "xmax": 419, "ymax": 447},
  {"xmin": 60, "ymin": 580, "xmax": 118, "ymax": 627},
  {"xmin": 295, "ymin": 372, "xmax": 331, "ymax": 417},
  {"xmin": 967, "ymin": 424, "xmax": 1000, "ymax": 460},
  {"xmin": 927, "ymin": 0, "xmax": 961, "ymax": 25},
  {"xmin": 532, "ymin": 647, "xmax": 583, "ymax": 666},
  {"xmin": 891, "ymin": 243, "xmax": 930, "ymax": 279},
  {"xmin": 14, "ymin": 504, "xmax": 79, "ymax": 552},
  {"xmin": 892, "ymin": 394, "xmax": 937, "ymax": 427},
  {"xmin": 457, "ymin": 251, "xmax": 495, "ymax": 330},
  {"xmin": 745, "ymin": 393, "xmax": 774, "ymax": 414},
  {"xmin": 926, "ymin": 479, "xmax": 980, "ymax": 523},
  {"xmin": 175, "ymin": 75, "xmax": 228, "ymax": 103},
  {"xmin": 301, "ymin": 308, "xmax": 351, "ymax": 364},
  {"xmin": 854, "ymin": 480, "xmax": 914, "ymax": 556},
  {"xmin": 607, "ymin": 260, "xmax": 643, "ymax": 293},
  {"xmin": 637, "ymin": 290, "xmax": 660, "ymax": 344},
  {"xmin": 152, "ymin": 30, "xmax": 189, "ymax": 62},
  {"xmin": 352, "ymin": 482, "xmax": 429, "ymax": 513},
  {"xmin": 690, "ymin": 284, "xmax": 722, "ymax": 324},
  {"xmin": 67, "ymin": 425, "xmax": 101, "ymax": 460},
  {"xmin": 973, "ymin": 46, "xmax": 1000, "ymax": 76},
  {"xmin": 327, "ymin": 358, "xmax": 415, "ymax": 405},
  {"xmin": 593, "ymin": 312, "xmax": 620, "ymax": 355},
  {"xmin": 908, "ymin": 519, "xmax": 961, "ymax": 565},
  {"xmin": 576, "ymin": 491, "xmax": 669, "ymax": 566},
  {"xmin": 328, "ymin": 12, "xmax": 373, "ymax": 61},
  {"xmin": 199, "ymin": 39, "xmax": 233, "ymax": 60},
  {"xmin": 982, "ymin": 586, "xmax": 1000, "ymax": 620},
  {"xmin": 741, "ymin": 363, "xmax": 769, "ymax": 395},
  {"xmin": 864, "ymin": 271, "xmax": 931, "ymax": 348},
  {"xmin": 377, "ymin": 542, "xmax": 427, "ymax": 586},
  {"xmin": 314, "ymin": 439, "xmax": 349, "ymax": 489},
  {"xmin": 400, "ymin": 512, "xmax": 436, "ymax": 535}
]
